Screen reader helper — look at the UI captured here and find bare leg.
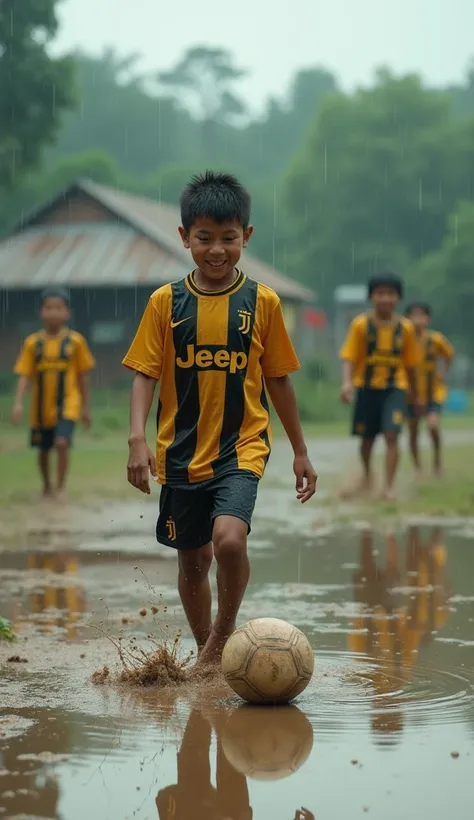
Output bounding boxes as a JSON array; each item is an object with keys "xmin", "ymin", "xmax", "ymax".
[
  {"xmin": 197, "ymin": 516, "xmax": 249, "ymax": 667},
  {"xmin": 360, "ymin": 437, "xmax": 375, "ymax": 491},
  {"xmin": 427, "ymin": 412, "xmax": 442, "ymax": 475},
  {"xmin": 38, "ymin": 450, "xmax": 52, "ymax": 496},
  {"xmin": 382, "ymin": 432, "xmax": 399, "ymax": 500},
  {"xmin": 55, "ymin": 437, "xmax": 70, "ymax": 499},
  {"xmin": 178, "ymin": 544, "xmax": 213, "ymax": 653},
  {"xmin": 408, "ymin": 417, "xmax": 422, "ymax": 476}
]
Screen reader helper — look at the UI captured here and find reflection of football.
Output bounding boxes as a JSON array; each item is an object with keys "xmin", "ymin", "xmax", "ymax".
[
  {"xmin": 221, "ymin": 704, "xmax": 314, "ymax": 780},
  {"xmin": 221, "ymin": 617, "xmax": 314, "ymax": 704}
]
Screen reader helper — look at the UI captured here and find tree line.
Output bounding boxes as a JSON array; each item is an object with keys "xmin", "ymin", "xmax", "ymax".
[{"xmin": 1, "ymin": 0, "xmax": 474, "ymax": 357}]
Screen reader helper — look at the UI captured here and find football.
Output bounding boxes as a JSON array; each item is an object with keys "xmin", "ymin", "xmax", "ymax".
[
  {"xmin": 221, "ymin": 703, "xmax": 314, "ymax": 780},
  {"xmin": 221, "ymin": 617, "xmax": 314, "ymax": 704}
]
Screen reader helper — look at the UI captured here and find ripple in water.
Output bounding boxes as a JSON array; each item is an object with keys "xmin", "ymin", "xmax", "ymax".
[{"xmin": 303, "ymin": 650, "xmax": 474, "ymax": 735}]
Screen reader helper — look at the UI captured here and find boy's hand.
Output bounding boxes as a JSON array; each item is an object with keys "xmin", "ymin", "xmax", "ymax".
[
  {"xmin": 81, "ymin": 408, "xmax": 92, "ymax": 429},
  {"xmin": 340, "ymin": 381, "xmax": 353, "ymax": 404},
  {"xmin": 294, "ymin": 455, "xmax": 317, "ymax": 503},
  {"xmin": 11, "ymin": 401, "xmax": 23, "ymax": 425},
  {"xmin": 127, "ymin": 437, "xmax": 157, "ymax": 494}
]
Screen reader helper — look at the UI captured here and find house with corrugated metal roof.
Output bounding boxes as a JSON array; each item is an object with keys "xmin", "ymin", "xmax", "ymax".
[{"xmin": 0, "ymin": 179, "xmax": 315, "ymax": 385}]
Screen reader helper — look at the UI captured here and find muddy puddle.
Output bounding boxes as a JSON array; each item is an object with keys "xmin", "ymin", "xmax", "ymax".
[{"xmin": 2, "ymin": 477, "xmax": 474, "ymax": 818}]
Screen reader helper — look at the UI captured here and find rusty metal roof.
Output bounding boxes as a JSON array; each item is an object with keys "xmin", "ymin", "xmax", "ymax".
[{"xmin": 0, "ymin": 179, "xmax": 314, "ymax": 302}]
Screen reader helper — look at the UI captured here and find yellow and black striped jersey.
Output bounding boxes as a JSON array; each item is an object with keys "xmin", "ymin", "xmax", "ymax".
[
  {"xmin": 14, "ymin": 329, "xmax": 95, "ymax": 429},
  {"xmin": 415, "ymin": 330, "xmax": 454, "ymax": 404},
  {"xmin": 123, "ymin": 270, "xmax": 300, "ymax": 486},
  {"xmin": 340, "ymin": 312, "xmax": 418, "ymax": 390}
]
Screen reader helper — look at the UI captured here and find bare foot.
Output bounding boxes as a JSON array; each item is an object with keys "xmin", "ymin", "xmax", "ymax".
[
  {"xmin": 339, "ymin": 476, "xmax": 372, "ymax": 500},
  {"xmin": 415, "ymin": 469, "xmax": 424, "ymax": 482},
  {"xmin": 54, "ymin": 489, "xmax": 67, "ymax": 503},
  {"xmin": 40, "ymin": 488, "xmax": 53, "ymax": 502},
  {"xmin": 434, "ymin": 467, "xmax": 444, "ymax": 478},
  {"xmin": 380, "ymin": 488, "xmax": 397, "ymax": 502},
  {"xmin": 194, "ymin": 627, "xmax": 233, "ymax": 670}
]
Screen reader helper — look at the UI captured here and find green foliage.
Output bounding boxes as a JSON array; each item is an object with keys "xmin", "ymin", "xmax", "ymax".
[
  {"xmin": 414, "ymin": 200, "xmax": 474, "ymax": 356},
  {"xmin": 158, "ymin": 46, "xmax": 247, "ymax": 123},
  {"xmin": 284, "ymin": 70, "xmax": 474, "ymax": 309},
  {"xmin": 0, "ymin": 150, "xmax": 121, "ymax": 233},
  {"xmin": 293, "ymin": 376, "xmax": 346, "ymax": 424},
  {"xmin": 0, "ymin": 616, "xmax": 15, "ymax": 642},
  {"xmin": 303, "ymin": 352, "xmax": 335, "ymax": 384},
  {"xmin": 0, "ymin": 0, "xmax": 75, "ymax": 191}
]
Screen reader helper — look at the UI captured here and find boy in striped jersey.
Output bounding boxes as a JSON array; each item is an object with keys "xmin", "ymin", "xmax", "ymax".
[
  {"xmin": 339, "ymin": 272, "xmax": 419, "ymax": 500},
  {"xmin": 12, "ymin": 288, "xmax": 95, "ymax": 500},
  {"xmin": 123, "ymin": 171, "xmax": 317, "ymax": 668},
  {"xmin": 405, "ymin": 302, "xmax": 454, "ymax": 477}
]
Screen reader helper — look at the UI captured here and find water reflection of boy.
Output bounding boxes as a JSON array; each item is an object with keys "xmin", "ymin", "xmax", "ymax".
[
  {"xmin": 349, "ymin": 527, "xmax": 450, "ymax": 741},
  {"xmin": 156, "ymin": 709, "xmax": 252, "ymax": 820},
  {"xmin": 23, "ymin": 551, "xmax": 85, "ymax": 638}
]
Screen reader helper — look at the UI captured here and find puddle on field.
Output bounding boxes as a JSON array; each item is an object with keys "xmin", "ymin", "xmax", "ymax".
[{"xmin": 1, "ymin": 514, "xmax": 474, "ymax": 818}]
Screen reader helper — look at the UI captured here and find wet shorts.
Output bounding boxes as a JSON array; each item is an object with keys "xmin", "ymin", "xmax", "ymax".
[
  {"xmin": 156, "ymin": 470, "xmax": 259, "ymax": 550},
  {"xmin": 30, "ymin": 419, "xmax": 75, "ymax": 451},
  {"xmin": 352, "ymin": 387, "xmax": 407, "ymax": 439},
  {"xmin": 407, "ymin": 401, "xmax": 442, "ymax": 419}
]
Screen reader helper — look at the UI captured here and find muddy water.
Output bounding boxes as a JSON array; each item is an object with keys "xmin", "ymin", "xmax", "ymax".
[{"xmin": 2, "ymin": 471, "xmax": 474, "ymax": 818}]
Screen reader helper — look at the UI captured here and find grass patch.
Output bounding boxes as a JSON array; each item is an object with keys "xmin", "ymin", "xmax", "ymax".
[
  {"xmin": 0, "ymin": 388, "xmax": 472, "ymax": 514},
  {"xmin": 332, "ymin": 442, "xmax": 474, "ymax": 520}
]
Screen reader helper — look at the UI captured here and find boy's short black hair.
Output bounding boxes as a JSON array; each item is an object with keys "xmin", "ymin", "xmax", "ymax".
[
  {"xmin": 40, "ymin": 287, "xmax": 70, "ymax": 308},
  {"xmin": 180, "ymin": 170, "xmax": 251, "ymax": 233},
  {"xmin": 367, "ymin": 270, "xmax": 403, "ymax": 299},
  {"xmin": 405, "ymin": 301, "xmax": 431, "ymax": 317}
]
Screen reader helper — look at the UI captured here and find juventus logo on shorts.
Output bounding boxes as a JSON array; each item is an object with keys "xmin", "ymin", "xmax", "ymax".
[{"xmin": 166, "ymin": 518, "xmax": 177, "ymax": 542}]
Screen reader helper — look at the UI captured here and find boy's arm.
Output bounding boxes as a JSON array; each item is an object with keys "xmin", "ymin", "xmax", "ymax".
[
  {"xmin": 12, "ymin": 376, "xmax": 30, "ymax": 424},
  {"xmin": 77, "ymin": 372, "xmax": 92, "ymax": 428},
  {"xmin": 436, "ymin": 333, "xmax": 455, "ymax": 378},
  {"xmin": 339, "ymin": 321, "xmax": 360, "ymax": 403},
  {"xmin": 75, "ymin": 336, "xmax": 96, "ymax": 428},
  {"xmin": 12, "ymin": 338, "xmax": 35, "ymax": 424},
  {"xmin": 122, "ymin": 294, "xmax": 165, "ymax": 495},
  {"xmin": 127, "ymin": 372, "xmax": 158, "ymax": 495},
  {"xmin": 265, "ymin": 375, "xmax": 317, "ymax": 503},
  {"xmin": 403, "ymin": 322, "xmax": 420, "ymax": 406}
]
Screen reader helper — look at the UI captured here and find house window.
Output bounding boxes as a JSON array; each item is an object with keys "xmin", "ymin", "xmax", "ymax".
[{"xmin": 90, "ymin": 321, "xmax": 127, "ymax": 345}]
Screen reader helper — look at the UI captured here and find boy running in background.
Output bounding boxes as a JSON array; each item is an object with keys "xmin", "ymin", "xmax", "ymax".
[
  {"xmin": 339, "ymin": 271, "xmax": 419, "ymax": 500},
  {"xmin": 12, "ymin": 287, "xmax": 95, "ymax": 500},
  {"xmin": 123, "ymin": 171, "xmax": 317, "ymax": 668},
  {"xmin": 405, "ymin": 302, "xmax": 454, "ymax": 477}
]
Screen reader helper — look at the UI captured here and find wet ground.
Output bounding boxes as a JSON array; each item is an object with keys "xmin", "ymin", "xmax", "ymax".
[{"xmin": 1, "ymin": 439, "xmax": 474, "ymax": 819}]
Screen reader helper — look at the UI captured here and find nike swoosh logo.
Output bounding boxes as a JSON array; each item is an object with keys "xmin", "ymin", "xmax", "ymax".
[{"xmin": 170, "ymin": 317, "xmax": 192, "ymax": 328}]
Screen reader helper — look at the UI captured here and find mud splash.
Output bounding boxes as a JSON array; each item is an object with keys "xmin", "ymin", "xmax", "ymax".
[{"xmin": 92, "ymin": 630, "xmax": 192, "ymax": 688}]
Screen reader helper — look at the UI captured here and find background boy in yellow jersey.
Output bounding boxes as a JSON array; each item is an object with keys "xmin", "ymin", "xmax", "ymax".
[
  {"xmin": 123, "ymin": 171, "xmax": 317, "ymax": 668},
  {"xmin": 11, "ymin": 288, "xmax": 95, "ymax": 500},
  {"xmin": 339, "ymin": 272, "xmax": 419, "ymax": 500},
  {"xmin": 405, "ymin": 302, "xmax": 455, "ymax": 477}
]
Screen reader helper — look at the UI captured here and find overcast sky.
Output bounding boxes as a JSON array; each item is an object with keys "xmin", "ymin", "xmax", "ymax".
[{"xmin": 55, "ymin": 0, "xmax": 474, "ymax": 112}]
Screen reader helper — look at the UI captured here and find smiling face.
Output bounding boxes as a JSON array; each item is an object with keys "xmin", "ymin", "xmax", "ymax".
[{"xmin": 179, "ymin": 218, "xmax": 253, "ymax": 287}]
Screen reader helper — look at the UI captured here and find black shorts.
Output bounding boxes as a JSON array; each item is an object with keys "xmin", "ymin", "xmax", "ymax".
[
  {"xmin": 352, "ymin": 387, "xmax": 407, "ymax": 439},
  {"xmin": 407, "ymin": 401, "xmax": 442, "ymax": 419},
  {"xmin": 157, "ymin": 470, "xmax": 259, "ymax": 551},
  {"xmin": 30, "ymin": 419, "xmax": 75, "ymax": 451}
]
